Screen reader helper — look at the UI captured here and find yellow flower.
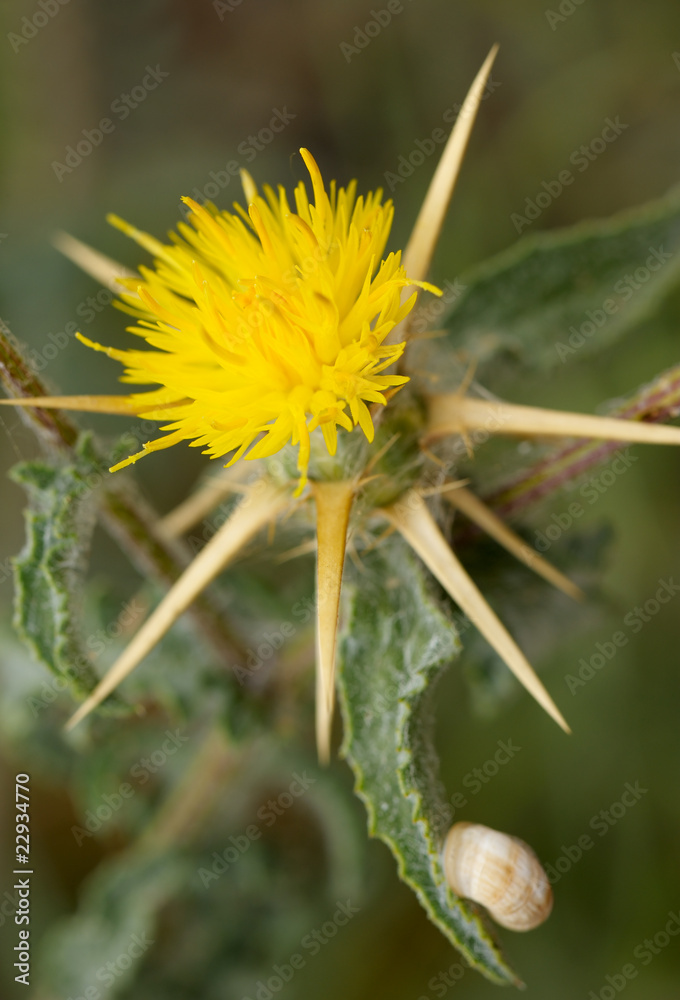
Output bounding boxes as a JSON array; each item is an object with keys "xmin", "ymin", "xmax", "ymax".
[{"xmin": 76, "ymin": 148, "xmax": 434, "ymax": 489}]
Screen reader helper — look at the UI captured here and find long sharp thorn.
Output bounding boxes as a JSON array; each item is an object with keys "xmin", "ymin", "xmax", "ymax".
[
  {"xmin": 65, "ymin": 480, "xmax": 290, "ymax": 731},
  {"xmin": 0, "ymin": 394, "xmax": 140, "ymax": 414},
  {"xmin": 312, "ymin": 481, "xmax": 355, "ymax": 765},
  {"xmin": 53, "ymin": 231, "xmax": 136, "ymax": 292},
  {"xmin": 404, "ymin": 47, "xmax": 498, "ymax": 284},
  {"xmin": 445, "ymin": 485, "xmax": 583, "ymax": 601},
  {"xmin": 426, "ymin": 395, "xmax": 680, "ymax": 447},
  {"xmin": 383, "ymin": 490, "xmax": 570, "ymax": 733},
  {"xmin": 275, "ymin": 539, "xmax": 317, "ymax": 565},
  {"xmin": 159, "ymin": 463, "xmax": 259, "ymax": 538},
  {"xmin": 383, "ymin": 46, "xmax": 499, "ymax": 350}
]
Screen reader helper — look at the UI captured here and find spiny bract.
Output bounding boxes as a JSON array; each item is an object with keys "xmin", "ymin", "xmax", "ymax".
[{"xmin": 80, "ymin": 148, "xmax": 437, "ymax": 489}]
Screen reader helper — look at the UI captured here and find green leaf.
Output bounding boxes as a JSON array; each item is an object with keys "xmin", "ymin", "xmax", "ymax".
[
  {"xmin": 36, "ymin": 850, "xmax": 188, "ymax": 999},
  {"xmin": 337, "ymin": 536, "xmax": 520, "ymax": 986},
  {"xmin": 10, "ymin": 434, "xmax": 108, "ymax": 702},
  {"xmin": 411, "ymin": 187, "xmax": 680, "ymax": 382}
]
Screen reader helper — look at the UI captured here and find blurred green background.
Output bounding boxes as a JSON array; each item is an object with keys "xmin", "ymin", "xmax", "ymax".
[{"xmin": 1, "ymin": 0, "xmax": 680, "ymax": 997}]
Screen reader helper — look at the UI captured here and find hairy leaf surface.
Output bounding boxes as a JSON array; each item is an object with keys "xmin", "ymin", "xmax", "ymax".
[{"xmin": 338, "ymin": 536, "xmax": 520, "ymax": 986}]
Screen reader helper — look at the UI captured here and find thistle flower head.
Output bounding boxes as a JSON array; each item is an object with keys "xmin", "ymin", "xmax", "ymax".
[{"xmin": 82, "ymin": 148, "xmax": 434, "ymax": 487}]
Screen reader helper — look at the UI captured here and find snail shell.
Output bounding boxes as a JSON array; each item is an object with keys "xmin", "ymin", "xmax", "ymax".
[{"xmin": 442, "ymin": 822, "xmax": 553, "ymax": 931}]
